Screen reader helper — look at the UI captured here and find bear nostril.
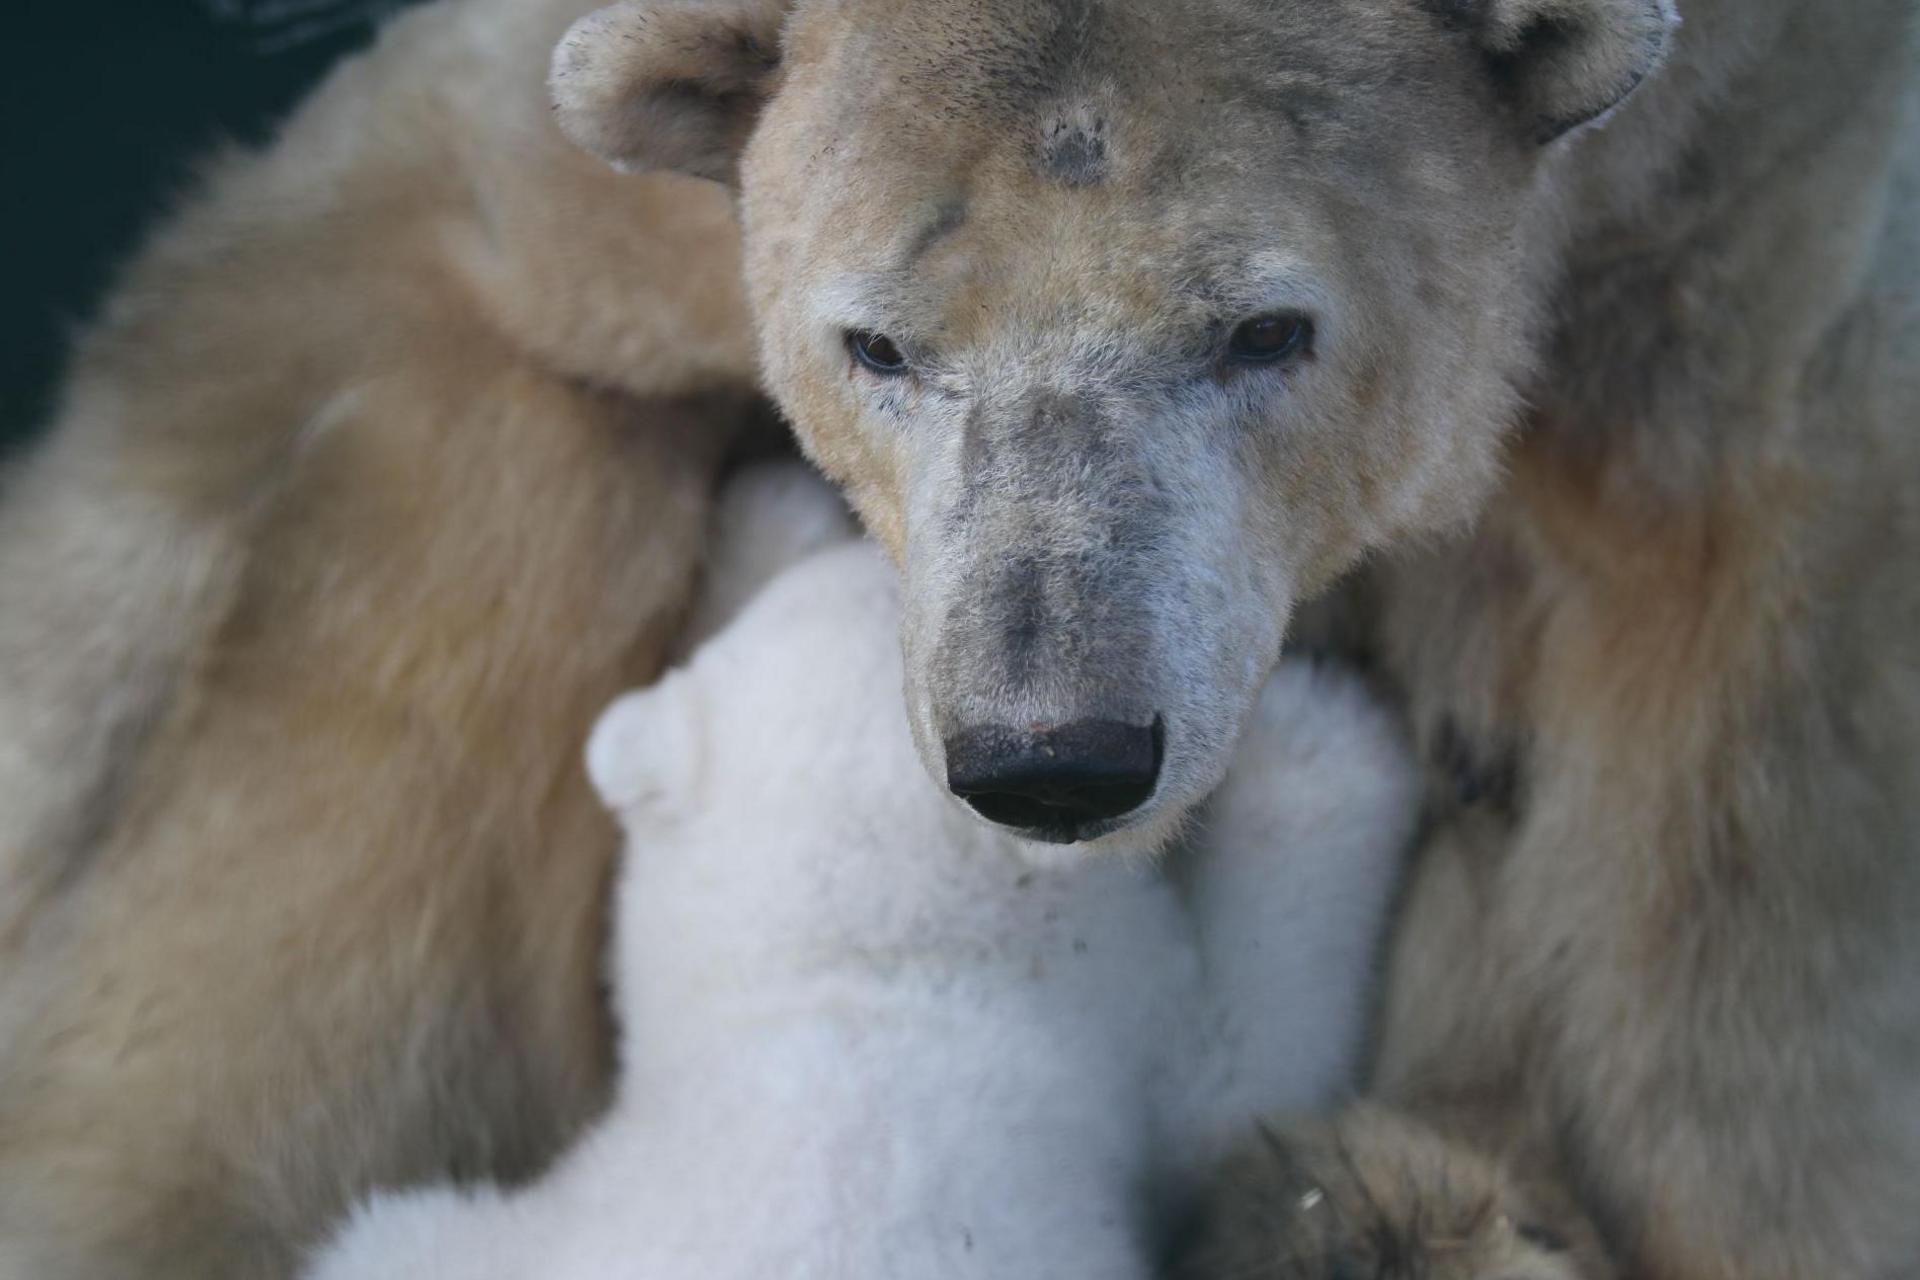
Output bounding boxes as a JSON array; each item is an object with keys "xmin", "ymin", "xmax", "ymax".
[{"xmin": 943, "ymin": 718, "xmax": 1163, "ymax": 842}]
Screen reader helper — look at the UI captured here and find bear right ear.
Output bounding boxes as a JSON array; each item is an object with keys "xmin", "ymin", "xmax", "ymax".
[
  {"xmin": 1447, "ymin": 0, "xmax": 1678, "ymax": 144},
  {"xmin": 586, "ymin": 674, "xmax": 707, "ymax": 821},
  {"xmin": 550, "ymin": 0, "xmax": 788, "ymax": 184}
]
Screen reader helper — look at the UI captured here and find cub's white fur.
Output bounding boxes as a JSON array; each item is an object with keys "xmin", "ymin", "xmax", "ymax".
[{"xmin": 305, "ymin": 465, "xmax": 1416, "ymax": 1280}]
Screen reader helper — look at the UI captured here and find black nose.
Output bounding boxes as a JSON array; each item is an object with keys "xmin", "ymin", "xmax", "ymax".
[{"xmin": 943, "ymin": 719, "xmax": 1163, "ymax": 842}]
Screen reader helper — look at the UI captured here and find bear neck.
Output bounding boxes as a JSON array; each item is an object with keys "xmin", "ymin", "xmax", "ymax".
[{"xmin": 1518, "ymin": 0, "xmax": 1912, "ymax": 497}]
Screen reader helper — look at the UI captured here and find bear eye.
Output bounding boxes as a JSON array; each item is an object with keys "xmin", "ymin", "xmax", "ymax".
[
  {"xmin": 1227, "ymin": 312, "xmax": 1315, "ymax": 366},
  {"xmin": 1514, "ymin": 1222, "xmax": 1572, "ymax": 1253},
  {"xmin": 846, "ymin": 330, "xmax": 910, "ymax": 376}
]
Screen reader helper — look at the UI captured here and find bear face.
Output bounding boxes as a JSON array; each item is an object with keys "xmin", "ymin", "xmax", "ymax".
[{"xmin": 554, "ymin": 0, "xmax": 1673, "ymax": 855}]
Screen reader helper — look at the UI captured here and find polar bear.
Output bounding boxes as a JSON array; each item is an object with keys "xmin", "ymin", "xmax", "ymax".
[
  {"xmin": 551, "ymin": 0, "xmax": 1920, "ymax": 1274},
  {"xmin": 301, "ymin": 464, "xmax": 1421, "ymax": 1279}
]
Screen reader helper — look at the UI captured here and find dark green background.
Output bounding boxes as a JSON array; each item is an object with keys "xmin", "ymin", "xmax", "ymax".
[{"xmin": 3, "ymin": 2, "xmax": 422, "ymax": 455}]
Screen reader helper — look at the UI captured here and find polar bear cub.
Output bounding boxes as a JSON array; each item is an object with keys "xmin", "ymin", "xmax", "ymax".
[{"xmin": 304, "ymin": 464, "xmax": 1417, "ymax": 1280}]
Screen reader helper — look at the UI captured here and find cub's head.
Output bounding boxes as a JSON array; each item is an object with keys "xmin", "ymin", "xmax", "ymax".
[
  {"xmin": 588, "ymin": 542, "xmax": 910, "ymax": 845},
  {"xmin": 557, "ymin": 0, "xmax": 1673, "ymax": 852}
]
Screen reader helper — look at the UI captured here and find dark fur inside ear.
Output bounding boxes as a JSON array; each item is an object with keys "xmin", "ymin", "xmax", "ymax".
[
  {"xmin": 1430, "ymin": 0, "xmax": 1677, "ymax": 144},
  {"xmin": 550, "ymin": 0, "xmax": 786, "ymax": 184}
]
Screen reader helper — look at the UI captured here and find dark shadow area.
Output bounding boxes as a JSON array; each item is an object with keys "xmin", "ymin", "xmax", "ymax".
[{"xmin": 2, "ymin": 1, "xmax": 424, "ymax": 456}]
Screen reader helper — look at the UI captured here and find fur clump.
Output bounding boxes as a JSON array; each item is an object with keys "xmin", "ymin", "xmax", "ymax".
[{"xmin": 303, "ymin": 465, "xmax": 1420, "ymax": 1280}]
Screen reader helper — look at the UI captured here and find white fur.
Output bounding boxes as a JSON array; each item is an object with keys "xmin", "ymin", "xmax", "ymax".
[
  {"xmin": 305, "ymin": 465, "xmax": 1417, "ymax": 1280},
  {"xmin": 671, "ymin": 458, "xmax": 859, "ymax": 658}
]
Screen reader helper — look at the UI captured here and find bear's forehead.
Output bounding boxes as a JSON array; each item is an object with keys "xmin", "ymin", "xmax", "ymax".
[
  {"xmin": 798, "ymin": 0, "xmax": 1466, "ymax": 189},
  {"xmin": 769, "ymin": 0, "xmax": 1506, "ymax": 324}
]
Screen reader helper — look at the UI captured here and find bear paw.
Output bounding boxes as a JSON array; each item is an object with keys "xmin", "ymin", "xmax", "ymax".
[{"xmin": 1167, "ymin": 1106, "xmax": 1613, "ymax": 1280}]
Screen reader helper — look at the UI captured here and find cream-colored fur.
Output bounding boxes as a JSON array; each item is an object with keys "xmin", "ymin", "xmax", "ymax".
[
  {"xmin": 0, "ymin": 2, "xmax": 758, "ymax": 1275},
  {"xmin": 554, "ymin": 0, "xmax": 1920, "ymax": 1276}
]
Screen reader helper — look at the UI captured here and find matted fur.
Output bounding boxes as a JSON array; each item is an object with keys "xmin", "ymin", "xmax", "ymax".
[
  {"xmin": 0, "ymin": 1, "xmax": 758, "ymax": 1275},
  {"xmin": 557, "ymin": 0, "xmax": 1920, "ymax": 1275}
]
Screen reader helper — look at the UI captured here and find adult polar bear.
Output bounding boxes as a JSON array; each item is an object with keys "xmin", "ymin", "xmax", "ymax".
[{"xmin": 554, "ymin": 0, "xmax": 1920, "ymax": 1276}]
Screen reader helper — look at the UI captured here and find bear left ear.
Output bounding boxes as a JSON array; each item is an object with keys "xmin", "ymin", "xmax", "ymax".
[
  {"xmin": 550, "ymin": 0, "xmax": 789, "ymax": 184},
  {"xmin": 586, "ymin": 674, "xmax": 707, "ymax": 821},
  {"xmin": 1455, "ymin": 0, "xmax": 1678, "ymax": 144}
]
